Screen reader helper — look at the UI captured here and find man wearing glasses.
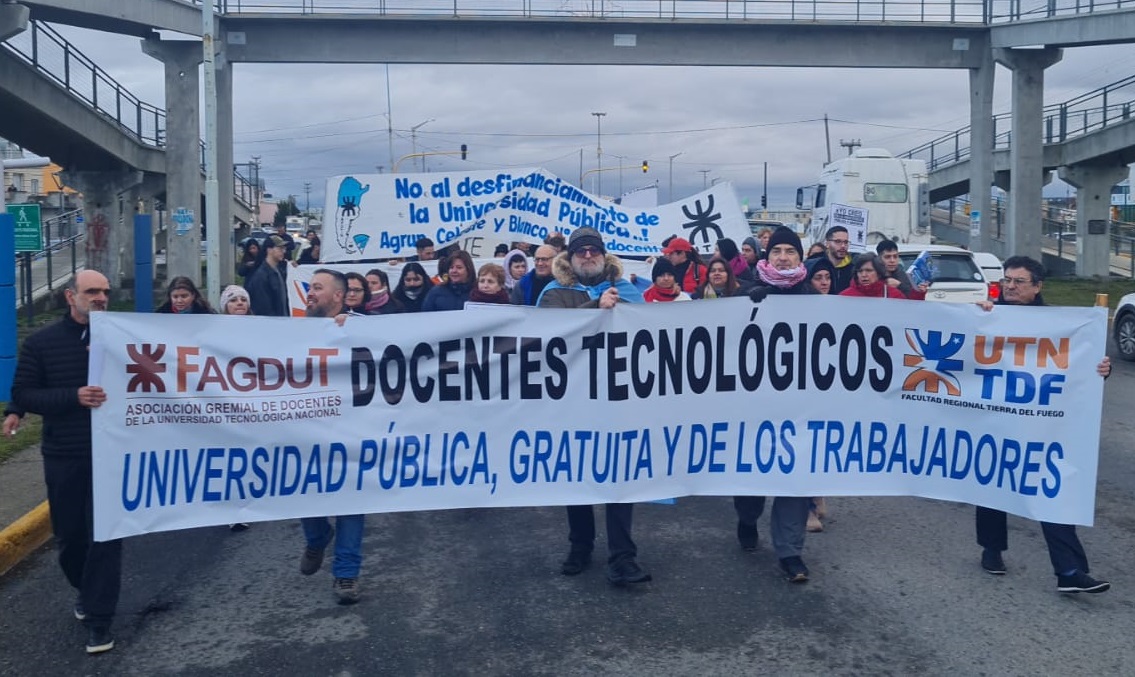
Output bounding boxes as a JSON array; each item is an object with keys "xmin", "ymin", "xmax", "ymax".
[
  {"xmin": 975, "ymin": 255, "xmax": 1112, "ymax": 594},
  {"xmin": 510, "ymin": 244, "xmax": 557, "ymax": 306},
  {"xmin": 537, "ymin": 227, "xmax": 650, "ymax": 586},
  {"xmin": 822, "ymin": 226, "xmax": 855, "ymax": 294},
  {"xmin": 12, "ymin": 271, "xmax": 121, "ymax": 654}
]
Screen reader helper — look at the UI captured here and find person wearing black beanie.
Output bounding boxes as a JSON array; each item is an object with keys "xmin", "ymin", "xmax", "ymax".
[{"xmin": 644, "ymin": 257, "xmax": 690, "ymax": 302}]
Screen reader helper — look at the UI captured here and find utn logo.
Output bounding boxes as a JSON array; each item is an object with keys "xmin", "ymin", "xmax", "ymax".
[
  {"xmin": 902, "ymin": 330, "xmax": 1069, "ymax": 405},
  {"xmin": 125, "ymin": 344, "xmax": 339, "ymax": 393}
]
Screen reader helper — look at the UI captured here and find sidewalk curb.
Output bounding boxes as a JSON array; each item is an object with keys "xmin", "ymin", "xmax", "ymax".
[{"xmin": 0, "ymin": 501, "xmax": 51, "ymax": 577}]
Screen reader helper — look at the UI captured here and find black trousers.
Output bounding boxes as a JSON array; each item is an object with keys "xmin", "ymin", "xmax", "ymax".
[
  {"xmin": 566, "ymin": 503, "xmax": 636, "ymax": 565},
  {"xmin": 975, "ymin": 506, "xmax": 1089, "ymax": 576},
  {"xmin": 43, "ymin": 455, "xmax": 123, "ymax": 630}
]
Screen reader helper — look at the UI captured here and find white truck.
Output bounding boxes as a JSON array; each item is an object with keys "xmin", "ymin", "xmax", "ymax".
[{"xmin": 797, "ymin": 148, "xmax": 931, "ymax": 248}]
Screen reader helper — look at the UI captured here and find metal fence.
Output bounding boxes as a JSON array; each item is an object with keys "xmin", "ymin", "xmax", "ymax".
[
  {"xmin": 901, "ymin": 74, "xmax": 1135, "ymax": 171},
  {"xmin": 203, "ymin": 0, "xmax": 1133, "ymax": 23},
  {"xmin": 2, "ymin": 21, "xmax": 258, "ymax": 207}
]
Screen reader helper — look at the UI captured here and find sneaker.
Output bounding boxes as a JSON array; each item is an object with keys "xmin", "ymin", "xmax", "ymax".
[
  {"xmin": 981, "ymin": 549, "xmax": 1007, "ymax": 575},
  {"xmin": 1056, "ymin": 571, "xmax": 1110, "ymax": 594},
  {"xmin": 736, "ymin": 521, "xmax": 758, "ymax": 552},
  {"xmin": 806, "ymin": 511, "xmax": 824, "ymax": 533},
  {"xmin": 606, "ymin": 559, "xmax": 652, "ymax": 586},
  {"xmin": 333, "ymin": 577, "xmax": 360, "ymax": 605},
  {"xmin": 299, "ymin": 526, "xmax": 333, "ymax": 575},
  {"xmin": 780, "ymin": 556, "xmax": 809, "ymax": 583},
  {"xmin": 86, "ymin": 627, "xmax": 115, "ymax": 655},
  {"xmin": 73, "ymin": 596, "xmax": 86, "ymax": 621},
  {"xmin": 560, "ymin": 550, "xmax": 592, "ymax": 576}
]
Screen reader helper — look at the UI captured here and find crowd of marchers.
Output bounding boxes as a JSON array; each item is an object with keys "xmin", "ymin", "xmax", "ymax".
[{"xmin": 1, "ymin": 218, "xmax": 1114, "ymax": 656}]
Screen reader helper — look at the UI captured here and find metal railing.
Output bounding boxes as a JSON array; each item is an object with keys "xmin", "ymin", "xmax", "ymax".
[
  {"xmin": 901, "ymin": 74, "xmax": 1135, "ymax": 171},
  {"xmin": 2, "ymin": 21, "xmax": 257, "ymax": 208},
  {"xmin": 203, "ymin": 0, "xmax": 1135, "ymax": 23}
]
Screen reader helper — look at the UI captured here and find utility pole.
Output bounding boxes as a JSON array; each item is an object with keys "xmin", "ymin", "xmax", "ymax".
[
  {"xmin": 762, "ymin": 161, "xmax": 769, "ymax": 217},
  {"xmin": 840, "ymin": 138, "xmax": 861, "ymax": 156},
  {"xmin": 410, "ymin": 118, "xmax": 433, "ymax": 173},
  {"xmin": 699, "ymin": 169, "xmax": 711, "ymax": 189},
  {"xmin": 824, "ymin": 114, "xmax": 832, "ymax": 165},
  {"xmin": 385, "ymin": 64, "xmax": 395, "ymax": 174},
  {"xmin": 592, "ymin": 112, "xmax": 606, "ymax": 196},
  {"xmin": 668, "ymin": 151, "xmax": 682, "ymax": 203},
  {"xmin": 303, "ymin": 182, "xmax": 311, "ymax": 227}
]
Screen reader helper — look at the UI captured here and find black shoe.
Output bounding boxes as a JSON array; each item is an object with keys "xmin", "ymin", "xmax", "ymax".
[
  {"xmin": 981, "ymin": 549, "xmax": 1007, "ymax": 575},
  {"xmin": 607, "ymin": 559, "xmax": 652, "ymax": 586},
  {"xmin": 737, "ymin": 521, "xmax": 758, "ymax": 552},
  {"xmin": 86, "ymin": 627, "xmax": 114, "ymax": 655},
  {"xmin": 73, "ymin": 596, "xmax": 86, "ymax": 621},
  {"xmin": 779, "ymin": 556, "xmax": 809, "ymax": 583},
  {"xmin": 1057, "ymin": 571, "xmax": 1110, "ymax": 594},
  {"xmin": 560, "ymin": 550, "xmax": 592, "ymax": 576},
  {"xmin": 299, "ymin": 526, "xmax": 333, "ymax": 576},
  {"xmin": 333, "ymin": 577, "xmax": 360, "ymax": 605}
]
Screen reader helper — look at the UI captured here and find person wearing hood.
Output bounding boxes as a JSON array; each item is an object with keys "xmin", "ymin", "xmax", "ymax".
[
  {"xmin": 393, "ymin": 262, "xmax": 434, "ymax": 313},
  {"xmin": 643, "ymin": 257, "xmax": 691, "ymax": 302},
  {"xmin": 839, "ymin": 253, "xmax": 910, "ymax": 299},
  {"xmin": 741, "ymin": 227, "xmax": 817, "ymax": 584},
  {"xmin": 422, "ymin": 250, "xmax": 475, "ymax": 312},
  {"xmin": 806, "ymin": 256, "xmax": 836, "ymax": 295},
  {"xmin": 237, "ymin": 238, "xmax": 260, "ymax": 279},
  {"xmin": 740, "ymin": 236, "xmax": 761, "ymax": 281},
  {"xmin": 661, "ymin": 237, "xmax": 707, "ymax": 295},
  {"xmin": 510, "ymin": 245, "xmax": 557, "ymax": 306},
  {"xmin": 537, "ymin": 227, "xmax": 649, "ymax": 587},
  {"xmin": 503, "ymin": 249, "xmax": 529, "ymax": 291}
]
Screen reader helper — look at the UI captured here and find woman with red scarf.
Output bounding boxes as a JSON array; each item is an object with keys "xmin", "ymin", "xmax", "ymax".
[{"xmin": 838, "ymin": 253, "xmax": 910, "ymax": 300}]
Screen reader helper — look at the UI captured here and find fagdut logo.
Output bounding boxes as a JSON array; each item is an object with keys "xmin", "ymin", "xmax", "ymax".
[
  {"xmin": 124, "ymin": 343, "xmax": 339, "ymax": 394},
  {"xmin": 902, "ymin": 329, "xmax": 965, "ymax": 396},
  {"xmin": 126, "ymin": 344, "xmax": 167, "ymax": 393}
]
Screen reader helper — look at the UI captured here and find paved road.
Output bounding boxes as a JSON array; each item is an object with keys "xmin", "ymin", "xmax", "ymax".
[{"xmin": 1, "ymin": 354, "xmax": 1134, "ymax": 676}]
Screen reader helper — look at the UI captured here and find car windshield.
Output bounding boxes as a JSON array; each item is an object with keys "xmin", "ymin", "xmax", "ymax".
[{"xmin": 898, "ymin": 252, "xmax": 982, "ymax": 283}]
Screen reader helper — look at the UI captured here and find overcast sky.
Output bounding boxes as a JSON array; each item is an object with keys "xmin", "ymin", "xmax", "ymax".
[{"xmin": 48, "ymin": 23, "xmax": 1135, "ymax": 213}]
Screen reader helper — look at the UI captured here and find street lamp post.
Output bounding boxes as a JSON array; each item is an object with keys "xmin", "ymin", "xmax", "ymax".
[
  {"xmin": 591, "ymin": 112, "xmax": 606, "ymax": 196},
  {"xmin": 668, "ymin": 152, "xmax": 683, "ymax": 202},
  {"xmin": 410, "ymin": 118, "xmax": 434, "ymax": 172},
  {"xmin": 699, "ymin": 169, "xmax": 711, "ymax": 189}
]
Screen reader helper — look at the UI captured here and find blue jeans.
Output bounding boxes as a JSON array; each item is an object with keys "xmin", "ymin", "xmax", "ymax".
[{"xmin": 301, "ymin": 515, "xmax": 365, "ymax": 579}]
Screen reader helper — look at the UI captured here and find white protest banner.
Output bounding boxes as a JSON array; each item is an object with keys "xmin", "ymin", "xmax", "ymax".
[
  {"xmin": 90, "ymin": 298, "xmax": 1106, "ymax": 541},
  {"xmin": 285, "ymin": 260, "xmax": 656, "ymax": 315},
  {"xmin": 830, "ymin": 203, "xmax": 869, "ymax": 253},
  {"xmin": 322, "ymin": 168, "xmax": 749, "ymax": 262}
]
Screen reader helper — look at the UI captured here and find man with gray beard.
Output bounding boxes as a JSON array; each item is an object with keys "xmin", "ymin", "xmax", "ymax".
[{"xmin": 537, "ymin": 228, "xmax": 650, "ymax": 586}]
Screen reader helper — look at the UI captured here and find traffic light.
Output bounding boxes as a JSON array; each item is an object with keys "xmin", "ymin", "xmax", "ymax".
[
  {"xmin": 641, "ymin": 160, "xmax": 649, "ymax": 173},
  {"xmin": 761, "ymin": 195, "xmax": 767, "ymax": 208},
  {"xmin": 460, "ymin": 144, "xmax": 468, "ymax": 160}
]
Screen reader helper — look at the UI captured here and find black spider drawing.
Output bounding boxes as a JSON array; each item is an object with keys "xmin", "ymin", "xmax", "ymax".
[
  {"xmin": 681, "ymin": 195, "xmax": 723, "ymax": 246},
  {"xmin": 340, "ymin": 196, "xmax": 359, "ymax": 217}
]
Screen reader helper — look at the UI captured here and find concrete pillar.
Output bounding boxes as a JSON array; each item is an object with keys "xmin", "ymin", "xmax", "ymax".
[
  {"xmin": 62, "ymin": 171, "xmax": 145, "ymax": 291},
  {"xmin": 0, "ymin": 3, "xmax": 29, "ymax": 43},
  {"xmin": 994, "ymin": 47, "xmax": 1062, "ymax": 261},
  {"xmin": 968, "ymin": 49, "xmax": 996, "ymax": 255},
  {"xmin": 1058, "ymin": 162, "xmax": 1128, "ymax": 277},
  {"xmin": 143, "ymin": 37, "xmax": 204, "ymax": 285},
  {"xmin": 216, "ymin": 49, "xmax": 235, "ymax": 286}
]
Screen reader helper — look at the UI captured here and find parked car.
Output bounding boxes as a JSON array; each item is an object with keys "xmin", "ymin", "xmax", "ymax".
[
  {"xmin": 970, "ymin": 251, "xmax": 1004, "ymax": 301},
  {"xmin": 1112, "ymin": 293, "xmax": 1135, "ymax": 361},
  {"xmin": 896, "ymin": 244, "xmax": 991, "ymax": 303}
]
